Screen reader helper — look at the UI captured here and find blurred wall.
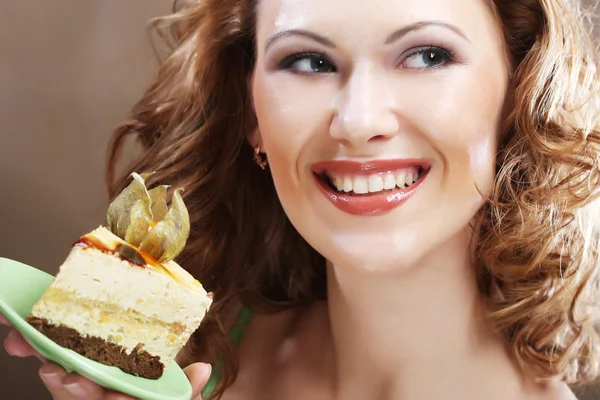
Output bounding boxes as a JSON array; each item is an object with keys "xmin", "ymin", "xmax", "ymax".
[
  {"xmin": 0, "ymin": 2, "xmax": 168, "ymax": 399},
  {"xmin": 0, "ymin": 1, "xmax": 599, "ymax": 400}
]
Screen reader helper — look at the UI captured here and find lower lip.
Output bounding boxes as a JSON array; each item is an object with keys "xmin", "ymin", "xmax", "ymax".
[{"xmin": 314, "ymin": 172, "xmax": 428, "ymax": 216}]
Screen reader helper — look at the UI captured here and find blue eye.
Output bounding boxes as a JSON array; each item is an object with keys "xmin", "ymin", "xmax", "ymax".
[
  {"xmin": 400, "ymin": 46, "xmax": 454, "ymax": 69},
  {"xmin": 277, "ymin": 52, "xmax": 337, "ymax": 74}
]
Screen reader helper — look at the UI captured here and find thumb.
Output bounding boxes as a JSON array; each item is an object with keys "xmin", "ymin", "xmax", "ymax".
[{"xmin": 183, "ymin": 362, "xmax": 212, "ymax": 400}]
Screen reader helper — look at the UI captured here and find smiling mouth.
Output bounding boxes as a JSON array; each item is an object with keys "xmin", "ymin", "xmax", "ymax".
[
  {"xmin": 310, "ymin": 159, "xmax": 431, "ymax": 216},
  {"xmin": 315, "ymin": 165, "xmax": 429, "ymax": 196}
]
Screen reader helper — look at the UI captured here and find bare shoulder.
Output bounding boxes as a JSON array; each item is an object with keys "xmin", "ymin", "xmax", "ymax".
[
  {"xmin": 555, "ymin": 387, "xmax": 579, "ymax": 400},
  {"xmin": 554, "ymin": 385, "xmax": 579, "ymax": 400},
  {"xmin": 530, "ymin": 381, "xmax": 578, "ymax": 400},
  {"xmin": 221, "ymin": 302, "xmax": 332, "ymax": 400}
]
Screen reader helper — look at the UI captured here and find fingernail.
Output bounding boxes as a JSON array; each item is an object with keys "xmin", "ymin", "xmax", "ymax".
[
  {"xmin": 4, "ymin": 338, "xmax": 15, "ymax": 356},
  {"xmin": 39, "ymin": 371, "xmax": 62, "ymax": 389},
  {"xmin": 5, "ymin": 331, "xmax": 21, "ymax": 356},
  {"xmin": 64, "ymin": 382, "xmax": 88, "ymax": 398}
]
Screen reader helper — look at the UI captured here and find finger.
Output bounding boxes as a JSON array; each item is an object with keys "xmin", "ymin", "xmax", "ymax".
[
  {"xmin": 39, "ymin": 363, "xmax": 73, "ymax": 400},
  {"xmin": 104, "ymin": 392, "xmax": 139, "ymax": 400},
  {"xmin": 40, "ymin": 363, "xmax": 109, "ymax": 400},
  {"xmin": 61, "ymin": 371, "xmax": 108, "ymax": 399},
  {"xmin": 0, "ymin": 314, "xmax": 11, "ymax": 326},
  {"xmin": 4, "ymin": 330, "xmax": 47, "ymax": 362},
  {"xmin": 184, "ymin": 362, "xmax": 212, "ymax": 400},
  {"xmin": 40, "ymin": 363, "xmax": 135, "ymax": 400},
  {"xmin": 5, "ymin": 330, "xmax": 36, "ymax": 357}
]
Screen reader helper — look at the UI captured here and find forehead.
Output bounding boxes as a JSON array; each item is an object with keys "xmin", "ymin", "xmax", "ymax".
[{"xmin": 255, "ymin": 0, "xmax": 501, "ymax": 45}]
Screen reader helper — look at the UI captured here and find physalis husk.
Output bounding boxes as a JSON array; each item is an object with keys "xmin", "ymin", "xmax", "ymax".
[{"xmin": 106, "ymin": 172, "xmax": 190, "ymax": 262}]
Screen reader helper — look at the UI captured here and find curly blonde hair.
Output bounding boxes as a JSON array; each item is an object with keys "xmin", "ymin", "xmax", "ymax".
[
  {"xmin": 479, "ymin": 0, "xmax": 600, "ymax": 384},
  {"xmin": 106, "ymin": 0, "xmax": 600, "ymax": 397}
]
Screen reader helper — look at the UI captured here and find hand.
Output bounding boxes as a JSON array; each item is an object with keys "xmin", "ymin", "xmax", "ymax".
[{"xmin": 2, "ymin": 314, "xmax": 212, "ymax": 399}]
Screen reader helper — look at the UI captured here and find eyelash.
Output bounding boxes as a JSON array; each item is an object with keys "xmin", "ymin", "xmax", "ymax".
[
  {"xmin": 276, "ymin": 51, "xmax": 335, "ymax": 73},
  {"xmin": 400, "ymin": 46, "xmax": 456, "ymax": 69},
  {"xmin": 275, "ymin": 45, "xmax": 456, "ymax": 74}
]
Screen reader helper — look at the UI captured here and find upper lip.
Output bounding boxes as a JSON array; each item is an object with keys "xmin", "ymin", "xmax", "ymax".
[{"xmin": 311, "ymin": 159, "xmax": 431, "ymax": 175}]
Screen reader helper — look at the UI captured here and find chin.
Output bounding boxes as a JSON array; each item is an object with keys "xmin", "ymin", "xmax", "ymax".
[
  {"xmin": 275, "ymin": 172, "xmax": 483, "ymax": 276},
  {"xmin": 306, "ymin": 227, "xmax": 431, "ymax": 274},
  {"xmin": 292, "ymin": 209, "xmax": 478, "ymax": 276}
]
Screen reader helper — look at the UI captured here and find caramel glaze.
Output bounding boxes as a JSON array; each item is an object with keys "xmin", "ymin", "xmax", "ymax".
[{"xmin": 73, "ymin": 236, "xmax": 177, "ymax": 280}]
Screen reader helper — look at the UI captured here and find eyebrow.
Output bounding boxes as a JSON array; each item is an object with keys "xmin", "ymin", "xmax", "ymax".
[
  {"xmin": 384, "ymin": 21, "xmax": 470, "ymax": 44},
  {"xmin": 264, "ymin": 20, "xmax": 470, "ymax": 52},
  {"xmin": 265, "ymin": 29, "xmax": 336, "ymax": 52}
]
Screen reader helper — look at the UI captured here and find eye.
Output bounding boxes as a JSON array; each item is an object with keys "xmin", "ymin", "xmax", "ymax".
[
  {"xmin": 399, "ymin": 46, "xmax": 454, "ymax": 69},
  {"xmin": 277, "ymin": 52, "xmax": 337, "ymax": 74}
]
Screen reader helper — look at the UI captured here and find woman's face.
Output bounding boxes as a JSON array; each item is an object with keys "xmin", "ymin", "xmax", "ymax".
[{"xmin": 251, "ymin": 0, "xmax": 509, "ymax": 271}]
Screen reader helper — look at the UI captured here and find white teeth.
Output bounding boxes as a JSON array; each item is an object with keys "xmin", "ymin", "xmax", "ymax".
[
  {"xmin": 353, "ymin": 176, "xmax": 369, "ymax": 194},
  {"xmin": 383, "ymin": 173, "xmax": 396, "ymax": 190},
  {"xmin": 406, "ymin": 172, "xmax": 417, "ymax": 186},
  {"xmin": 368, "ymin": 175, "xmax": 384, "ymax": 192},
  {"xmin": 326, "ymin": 168, "xmax": 422, "ymax": 194},
  {"xmin": 395, "ymin": 172, "xmax": 406, "ymax": 188},
  {"xmin": 343, "ymin": 176, "xmax": 353, "ymax": 192},
  {"xmin": 335, "ymin": 176, "xmax": 344, "ymax": 192}
]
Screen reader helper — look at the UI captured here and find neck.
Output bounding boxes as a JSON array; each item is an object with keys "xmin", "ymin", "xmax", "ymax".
[{"xmin": 326, "ymin": 232, "xmax": 522, "ymax": 400}]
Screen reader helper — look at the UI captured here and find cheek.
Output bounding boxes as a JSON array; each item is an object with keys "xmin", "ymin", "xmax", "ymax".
[
  {"xmin": 424, "ymin": 70, "xmax": 504, "ymax": 203},
  {"xmin": 439, "ymin": 126, "xmax": 497, "ymax": 202},
  {"xmin": 466, "ymin": 136, "xmax": 497, "ymax": 196},
  {"xmin": 251, "ymin": 74, "xmax": 321, "ymax": 205},
  {"xmin": 252, "ymin": 76, "xmax": 298, "ymax": 174}
]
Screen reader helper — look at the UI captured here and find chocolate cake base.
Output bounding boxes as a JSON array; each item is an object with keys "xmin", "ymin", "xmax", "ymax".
[{"xmin": 26, "ymin": 316, "xmax": 164, "ymax": 379}]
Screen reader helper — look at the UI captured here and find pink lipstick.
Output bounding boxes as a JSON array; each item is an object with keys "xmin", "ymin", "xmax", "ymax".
[{"xmin": 311, "ymin": 159, "xmax": 430, "ymax": 216}]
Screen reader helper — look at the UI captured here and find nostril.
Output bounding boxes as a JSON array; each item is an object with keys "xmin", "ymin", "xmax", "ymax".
[{"xmin": 368, "ymin": 134, "xmax": 392, "ymax": 143}]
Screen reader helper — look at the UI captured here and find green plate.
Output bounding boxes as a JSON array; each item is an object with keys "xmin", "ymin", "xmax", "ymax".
[{"xmin": 0, "ymin": 257, "xmax": 192, "ymax": 400}]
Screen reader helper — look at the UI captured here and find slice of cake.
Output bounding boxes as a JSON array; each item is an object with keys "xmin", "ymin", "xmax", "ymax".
[{"xmin": 26, "ymin": 173, "xmax": 212, "ymax": 379}]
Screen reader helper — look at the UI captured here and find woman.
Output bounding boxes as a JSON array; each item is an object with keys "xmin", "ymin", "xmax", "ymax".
[{"xmin": 3, "ymin": 0, "xmax": 600, "ymax": 398}]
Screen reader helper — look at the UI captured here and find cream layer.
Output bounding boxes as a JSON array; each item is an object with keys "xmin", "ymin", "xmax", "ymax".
[
  {"xmin": 81, "ymin": 226, "xmax": 205, "ymax": 292},
  {"xmin": 30, "ymin": 246, "xmax": 212, "ymax": 361},
  {"xmin": 31, "ymin": 294, "xmax": 187, "ymax": 362}
]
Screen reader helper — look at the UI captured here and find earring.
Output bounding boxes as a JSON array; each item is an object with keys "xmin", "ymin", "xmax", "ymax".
[{"xmin": 253, "ymin": 144, "xmax": 268, "ymax": 170}]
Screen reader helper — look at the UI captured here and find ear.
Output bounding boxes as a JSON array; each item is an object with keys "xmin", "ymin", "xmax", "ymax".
[
  {"xmin": 245, "ymin": 70, "xmax": 262, "ymax": 148},
  {"xmin": 246, "ymin": 122, "xmax": 262, "ymax": 149}
]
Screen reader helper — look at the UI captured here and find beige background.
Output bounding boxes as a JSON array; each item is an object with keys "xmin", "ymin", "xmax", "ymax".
[
  {"xmin": 0, "ymin": 1, "xmax": 598, "ymax": 399},
  {"xmin": 0, "ymin": 2, "xmax": 168, "ymax": 399}
]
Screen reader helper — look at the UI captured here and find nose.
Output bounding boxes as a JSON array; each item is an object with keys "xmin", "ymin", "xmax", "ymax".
[{"xmin": 330, "ymin": 64, "xmax": 400, "ymax": 147}]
